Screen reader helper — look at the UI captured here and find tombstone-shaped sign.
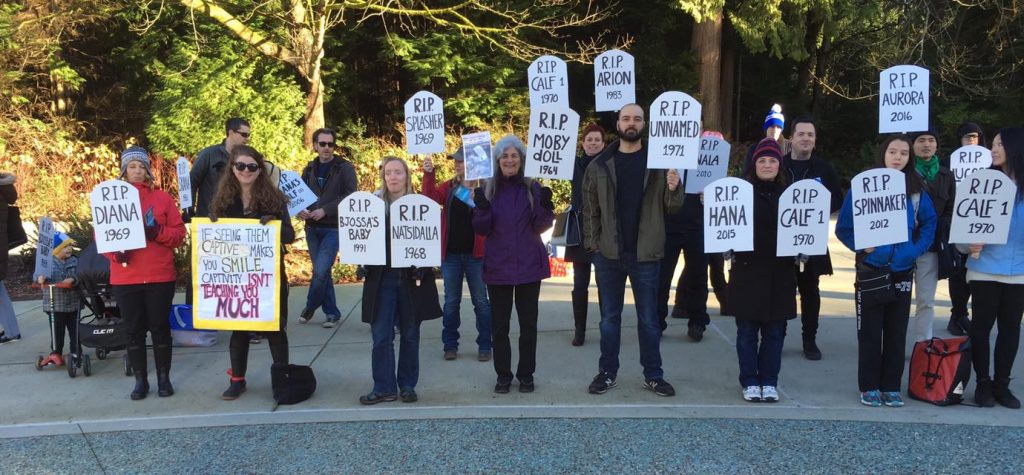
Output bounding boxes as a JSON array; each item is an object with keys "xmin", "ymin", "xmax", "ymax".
[
  {"xmin": 648, "ymin": 91, "xmax": 702, "ymax": 169},
  {"xmin": 338, "ymin": 191, "xmax": 387, "ymax": 265},
  {"xmin": 704, "ymin": 177, "xmax": 753, "ymax": 253},
  {"xmin": 529, "ymin": 55, "xmax": 568, "ymax": 110},
  {"xmin": 278, "ymin": 170, "xmax": 317, "ymax": 217},
  {"xmin": 777, "ymin": 180, "xmax": 832, "ymax": 257},
  {"xmin": 176, "ymin": 157, "xmax": 193, "ymax": 210},
  {"xmin": 684, "ymin": 136, "xmax": 731, "ymax": 194},
  {"xmin": 850, "ymin": 168, "xmax": 908, "ymax": 249},
  {"xmin": 33, "ymin": 217, "xmax": 56, "ymax": 281},
  {"xmin": 463, "ymin": 131, "xmax": 493, "ymax": 182},
  {"xmin": 950, "ymin": 145, "xmax": 993, "ymax": 185},
  {"xmin": 879, "ymin": 65, "xmax": 929, "ymax": 133},
  {"xmin": 404, "ymin": 91, "xmax": 445, "ymax": 155},
  {"xmin": 90, "ymin": 179, "xmax": 146, "ymax": 254},
  {"xmin": 389, "ymin": 194, "xmax": 441, "ymax": 268},
  {"xmin": 594, "ymin": 49, "xmax": 636, "ymax": 112},
  {"xmin": 525, "ymin": 107, "xmax": 579, "ymax": 180},
  {"xmin": 949, "ymin": 169, "xmax": 1017, "ymax": 245}
]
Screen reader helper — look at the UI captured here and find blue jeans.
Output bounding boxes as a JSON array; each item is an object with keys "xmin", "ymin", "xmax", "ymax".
[
  {"xmin": 370, "ymin": 270, "xmax": 420, "ymax": 393},
  {"xmin": 736, "ymin": 319, "xmax": 787, "ymax": 387},
  {"xmin": 592, "ymin": 252, "xmax": 663, "ymax": 379},
  {"xmin": 305, "ymin": 226, "xmax": 340, "ymax": 317},
  {"xmin": 441, "ymin": 254, "xmax": 492, "ymax": 352}
]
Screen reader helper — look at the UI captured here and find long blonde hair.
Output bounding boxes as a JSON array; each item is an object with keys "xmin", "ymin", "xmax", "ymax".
[{"xmin": 377, "ymin": 156, "xmax": 414, "ymax": 205}]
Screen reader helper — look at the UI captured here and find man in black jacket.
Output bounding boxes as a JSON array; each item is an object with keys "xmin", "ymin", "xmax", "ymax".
[
  {"xmin": 296, "ymin": 128, "xmax": 358, "ymax": 327},
  {"xmin": 190, "ymin": 117, "xmax": 253, "ymax": 218},
  {"xmin": 783, "ymin": 117, "xmax": 843, "ymax": 360}
]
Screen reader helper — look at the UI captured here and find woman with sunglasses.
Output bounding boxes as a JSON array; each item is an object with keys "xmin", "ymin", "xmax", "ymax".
[{"xmin": 209, "ymin": 145, "xmax": 295, "ymax": 400}]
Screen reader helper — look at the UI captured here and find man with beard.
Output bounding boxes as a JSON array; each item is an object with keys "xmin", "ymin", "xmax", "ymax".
[{"xmin": 582, "ymin": 104, "xmax": 684, "ymax": 397}]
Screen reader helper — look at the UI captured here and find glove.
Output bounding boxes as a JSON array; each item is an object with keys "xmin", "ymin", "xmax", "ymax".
[
  {"xmin": 181, "ymin": 208, "xmax": 193, "ymax": 224},
  {"xmin": 473, "ymin": 187, "xmax": 490, "ymax": 210},
  {"xmin": 539, "ymin": 186, "xmax": 554, "ymax": 211},
  {"xmin": 144, "ymin": 225, "xmax": 161, "ymax": 241},
  {"xmin": 115, "ymin": 251, "xmax": 131, "ymax": 266},
  {"xmin": 412, "ymin": 266, "xmax": 430, "ymax": 281},
  {"xmin": 260, "ymin": 215, "xmax": 277, "ymax": 225},
  {"xmin": 355, "ymin": 266, "xmax": 367, "ymax": 281}
]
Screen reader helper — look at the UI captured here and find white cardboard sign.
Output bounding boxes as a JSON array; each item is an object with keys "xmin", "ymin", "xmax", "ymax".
[
  {"xmin": 879, "ymin": 65, "xmax": 930, "ymax": 133},
  {"xmin": 777, "ymin": 179, "xmax": 832, "ymax": 257},
  {"xmin": 594, "ymin": 49, "xmax": 635, "ymax": 112},
  {"xmin": 176, "ymin": 157, "xmax": 193, "ymax": 210},
  {"xmin": 90, "ymin": 180, "xmax": 146, "ymax": 254},
  {"xmin": 684, "ymin": 136, "xmax": 730, "ymax": 194},
  {"xmin": 950, "ymin": 145, "xmax": 993, "ymax": 185},
  {"xmin": 404, "ymin": 91, "xmax": 445, "ymax": 155},
  {"xmin": 463, "ymin": 131, "xmax": 493, "ymax": 182},
  {"xmin": 338, "ymin": 191, "xmax": 387, "ymax": 265},
  {"xmin": 279, "ymin": 170, "xmax": 317, "ymax": 217},
  {"xmin": 33, "ymin": 217, "xmax": 55, "ymax": 281},
  {"xmin": 529, "ymin": 55, "xmax": 568, "ymax": 110},
  {"xmin": 850, "ymin": 168, "xmax": 909, "ymax": 249},
  {"xmin": 704, "ymin": 177, "xmax": 753, "ymax": 253},
  {"xmin": 389, "ymin": 194, "xmax": 441, "ymax": 268},
  {"xmin": 648, "ymin": 91, "xmax": 702, "ymax": 169},
  {"xmin": 949, "ymin": 169, "xmax": 1017, "ymax": 245},
  {"xmin": 525, "ymin": 107, "xmax": 579, "ymax": 180}
]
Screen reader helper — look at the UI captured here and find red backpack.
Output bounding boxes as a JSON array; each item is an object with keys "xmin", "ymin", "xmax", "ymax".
[{"xmin": 908, "ymin": 336, "xmax": 972, "ymax": 406}]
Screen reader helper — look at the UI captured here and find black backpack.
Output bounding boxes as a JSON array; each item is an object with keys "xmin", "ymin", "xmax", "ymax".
[{"xmin": 271, "ymin": 363, "xmax": 316, "ymax": 405}]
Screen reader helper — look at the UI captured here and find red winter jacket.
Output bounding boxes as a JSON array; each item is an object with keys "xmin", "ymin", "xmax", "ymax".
[
  {"xmin": 104, "ymin": 182, "xmax": 186, "ymax": 285},
  {"xmin": 421, "ymin": 170, "xmax": 486, "ymax": 259}
]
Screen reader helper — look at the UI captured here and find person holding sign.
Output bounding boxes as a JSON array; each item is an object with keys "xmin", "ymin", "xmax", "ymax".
[
  {"xmin": 422, "ymin": 146, "xmax": 492, "ymax": 362},
  {"xmin": 961, "ymin": 128, "xmax": 1024, "ymax": 409},
  {"xmin": 581, "ymin": 104, "xmax": 683, "ymax": 397},
  {"xmin": 945, "ymin": 121, "xmax": 988, "ymax": 337},
  {"xmin": 359, "ymin": 157, "xmax": 440, "ymax": 405},
  {"xmin": 296, "ymin": 128, "xmax": 357, "ymax": 328},
  {"xmin": 836, "ymin": 135, "xmax": 936, "ymax": 407},
  {"xmin": 728, "ymin": 138, "xmax": 795, "ymax": 403},
  {"xmin": 472, "ymin": 135, "xmax": 555, "ymax": 394},
  {"xmin": 565, "ymin": 123, "xmax": 607, "ymax": 346},
  {"xmin": 105, "ymin": 146, "xmax": 186, "ymax": 400},
  {"xmin": 909, "ymin": 130, "xmax": 958, "ymax": 343},
  {"xmin": 0, "ymin": 172, "xmax": 20, "ymax": 344},
  {"xmin": 207, "ymin": 145, "xmax": 295, "ymax": 400}
]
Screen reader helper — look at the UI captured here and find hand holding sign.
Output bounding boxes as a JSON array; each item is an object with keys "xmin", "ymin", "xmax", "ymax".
[
  {"xmin": 423, "ymin": 155, "xmax": 434, "ymax": 173},
  {"xmin": 666, "ymin": 169, "xmax": 680, "ymax": 191}
]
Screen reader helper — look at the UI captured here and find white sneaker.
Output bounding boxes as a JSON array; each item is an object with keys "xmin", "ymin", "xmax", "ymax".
[
  {"xmin": 761, "ymin": 385, "xmax": 779, "ymax": 402},
  {"xmin": 742, "ymin": 386, "xmax": 762, "ymax": 402}
]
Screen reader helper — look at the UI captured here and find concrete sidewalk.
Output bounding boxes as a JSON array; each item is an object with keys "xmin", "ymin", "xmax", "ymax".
[{"xmin": 0, "ymin": 233, "xmax": 1021, "ymax": 441}]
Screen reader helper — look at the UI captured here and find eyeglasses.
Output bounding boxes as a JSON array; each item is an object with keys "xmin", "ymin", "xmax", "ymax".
[
  {"xmin": 233, "ymin": 130, "xmax": 251, "ymax": 138},
  {"xmin": 317, "ymin": 141, "xmax": 336, "ymax": 148},
  {"xmin": 233, "ymin": 162, "xmax": 260, "ymax": 172}
]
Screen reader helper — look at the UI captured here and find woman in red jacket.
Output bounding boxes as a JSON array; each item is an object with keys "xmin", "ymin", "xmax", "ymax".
[{"xmin": 106, "ymin": 146, "xmax": 186, "ymax": 400}]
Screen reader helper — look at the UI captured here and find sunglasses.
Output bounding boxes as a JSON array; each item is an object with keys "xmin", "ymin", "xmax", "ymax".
[
  {"xmin": 233, "ymin": 162, "xmax": 260, "ymax": 172},
  {"xmin": 317, "ymin": 141, "xmax": 336, "ymax": 148},
  {"xmin": 233, "ymin": 130, "xmax": 251, "ymax": 138}
]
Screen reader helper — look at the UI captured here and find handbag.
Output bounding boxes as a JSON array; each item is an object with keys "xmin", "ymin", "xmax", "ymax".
[
  {"xmin": 563, "ymin": 208, "xmax": 582, "ymax": 247},
  {"xmin": 271, "ymin": 363, "xmax": 317, "ymax": 405},
  {"xmin": 6, "ymin": 205, "xmax": 26, "ymax": 249},
  {"xmin": 908, "ymin": 336, "xmax": 971, "ymax": 406},
  {"xmin": 552, "ymin": 211, "xmax": 568, "ymax": 238},
  {"xmin": 855, "ymin": 263, "xmax": 896, "ymax": 306},
  {"xmin": 936, "ymin": 240, "xmax": 962, "ymax": 280}
]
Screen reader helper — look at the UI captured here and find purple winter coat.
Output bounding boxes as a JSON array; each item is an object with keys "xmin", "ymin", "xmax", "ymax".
[{"xmin": 472, "ymin": 176, "xmax": 554, "ymax": 285}]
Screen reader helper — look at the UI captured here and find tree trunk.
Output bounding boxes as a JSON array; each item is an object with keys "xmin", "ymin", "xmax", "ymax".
[
  {"xmin": 810, "ymin": 31, "xmax": 832, "ymax": 113},
  {"xmin": 719, "ymin": 43, "xmax": 736, "ymax": 140},
  {"xmin": 304, "ymin": 66, "xmax": 326, "ymax": 148},
  {"xmin": 692, "ymin": 10, "xmax": 723, "ymax": 132},
  {"xmin": 795, "ymin": 16, "xmax": 823, "ymax": 112}
]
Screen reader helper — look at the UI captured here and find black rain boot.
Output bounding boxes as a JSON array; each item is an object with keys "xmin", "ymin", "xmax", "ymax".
[
  {"xmin": 131, "ymin": 370, "xmax": 149, "ymax": 401},
  {"xmin": 975, "ymin": 378, "xmax": 996, "ymax": 407},
  {"xmin": 803, "ymin": 335, "xmax": 822, "ymax": 361},
  {"xmin": 154, "ymin": 343, "xmax": 174, "ymax": 397},
  {"xmin": 993, "ymin": 378, "xmax": 1021, "ymax": 409},
  {"xmin": 157, "ymin": 371, "xmax": 174, "ymax": 397},
  {"xmin": 571, "ymin": 291, "xmax": 588, "ymax": 347},
  {"xmin": 222, "ymin": 369, "xmax": 247, "ymax": 400}
]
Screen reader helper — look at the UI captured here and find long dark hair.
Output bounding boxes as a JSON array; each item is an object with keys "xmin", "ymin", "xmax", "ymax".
[
  {"xmin": 995, "ymin": 127, "xmax": 1024, "ymax": 201},
  {"xmin": 209, "ymin": 145, "xmax": 287, "ymax": 217},
  {"xmin": 876, "ymin": 134, "xmax": 924, "ymax": 196}
]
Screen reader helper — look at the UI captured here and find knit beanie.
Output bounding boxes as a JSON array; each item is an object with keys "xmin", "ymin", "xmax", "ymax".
[
  {"xmin": 956, "ymin": 122, "xmax": 985, "ymax": 146},
  {"xmin": 752, "ymin": 137, "xmax": 783, "ymax": 163},
  {"xmin": 119, "ymin": 146, "xmax": 153, "ymax": 181},
  {"xmin": 763, "ymin": 104, "xmax": 784, "ymax": 130},
  {"xmin": 909, "ymin": 129, "xmax": 938, "ymax": 144}
]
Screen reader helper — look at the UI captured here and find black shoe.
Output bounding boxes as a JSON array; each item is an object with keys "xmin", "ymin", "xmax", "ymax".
[
  {"xmin": 494, "ymin": 381, "xmax": 512, "ymax": 394},
  {"xmin": 157, "ymin": 371, "xmax": 174, "ymax": 397},
  {"xmin": 222, "ymin": 379, "xmax": 247, "ymax": 400},
  {"xmin": 298, "ymin": 308, "xmax": 315, "ymax": 324},
  {"xmin": 642, "ymin": 378, "xmax": 676, "ymax": 397},
  {"xmin": 519, "ymin": 379, "xmax": 535, "ymax": 393},
  {"xmin": 947, "ymin": 315, "xmax": 970, "ymax": 336},
  {"xmin": 670, "ymin": 305, "xmax": 687, "ymax": 319},
  {"xmin": 130, "ymin": 372, "xmax": 149, "ymax": 401},
  {"xmin": 0, "ymin": 334, "xmax": 21, "ymax": 345},
  {"xmin": 687, "ymin": 324, "xmax": 705, "ymax": 342},
  {"xmin": 359, "ymin": 391, "xmax": 397, "ymax": 405},
  {"xmin": 975, "ymin": 379, "xmax": 996, "ymax": 407},
  {"xmin": 994, "ymin": 378, "xmax": 1021, "ymax": 409},
  {"xmin": 803, "ymin": 339, "xmax": 822, "ymax": 361},
  {"xmin": 571, "ymin": 327, "xmax": 585, "ymax": 347},
  {"xmin": 399, "ymin": 387, "xmax": 418, "ymax": 403},
  {"xmin": 588, "ymin": 372, "xmax": 617, "ymax": 394}
]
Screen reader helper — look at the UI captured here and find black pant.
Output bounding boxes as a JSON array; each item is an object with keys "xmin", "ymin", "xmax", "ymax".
[
  {"xmin": 856, "ymin": 271, "xmax": 913, "ymax": 392},
  {"xmin": 572, "ymin": 251, "xmax": 593, "ymax": 294},
  {"xmin": 948, "ymin": 255, "xmax": 971, "ymax": 318},
  {"xmin": 797, "ymin": 270, "xmax": 822, "ymax": 339},
  {"xmin": 48, "ymin": 311, "xmax": 78, "ymax": 354},
  {"xmin": 230, "ymin": 284, "xmax": 290, "ymax": 378},
  {"xmin": 113, "ymin": 282, "xmax": 176, "ymax": 374},
  {"xmin": 968, "ymin": 280, "xmax": 1024, "ymax": 381},
  {"xmin": 658, "ymin": 232, "xmax": 711, "ymax": 327},
  {"xmin": 488, "ymin": 282, "xmax": 541, "ymax": 383},
  {"xmin": 709, "ymin": 253, "xmax": 728, "ymax": 300}
]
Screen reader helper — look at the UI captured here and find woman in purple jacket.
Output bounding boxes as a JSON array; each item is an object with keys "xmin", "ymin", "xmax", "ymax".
[{"xmin": 472, "ymin": 134, "xmax": 555, "ymax": 394}]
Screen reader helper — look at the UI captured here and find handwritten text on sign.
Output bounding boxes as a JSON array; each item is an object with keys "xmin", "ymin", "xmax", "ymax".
[
  {"xmin": 594, "ymin": 50, "xmax": 635, "ymax": 112},
  {"xmin": 648, "ymin": 91, "xmax": 702, "ymax": 169},
  {"xmin": 279, "ymin": 170, "xmax": 318, "ymax": 217},
  {"xmin": 950, "ymin": 145, "xmax": 993, "ymax": 185},
  {"xmin": 404, "ymin": 91, "xmax": 445, "ymax": 155},
  {"xmin": 684, "ymin": 137, "xmax": 731, "ymax": 194},
  {"xmin": 850, "ymin": 168, "xmax": 908, "ymax": 249},
  {"xmin": 528, "ymin": 55, "xmax": 568, "ymax": 109},
  {"xmin": 33, "ymin": 217, "xmax": 55, "ymax": 281},
  {"xmin": 90, "ymin": 180, "xmax": 146, "ymax": 253},
  {"xmin": 949, "ymin": 169, "xmax": 1017, "ymax": 245},
  {"xmin": 389, "ymin": 194, "xmax": 441, "ymax": 268},
  {"xmin": 338, "ymin": 191, "xmax": 387, "ymax": 265},
  {"xmin": 525, "ymin": 107, "xmax": 579, "ymax": 180},
  {"xmin": 777, "ymin": 179, "xmax": 832, "ymax": 257},
  {"xmin": 704, "ymin": 177, "xmax": 753, "ymax": 253},
  {"xmin": 176, "ymin": 157, "xmax": 192, "ymax": 210},
  {"xmin": 879, "ymin": 65, "xmax": 929, "ymax": 133},
  {"xmin": 191, "ymin": 218, "xmax": 281, "ymax": 331}
]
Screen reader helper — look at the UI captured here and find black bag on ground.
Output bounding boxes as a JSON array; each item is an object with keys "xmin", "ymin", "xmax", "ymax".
[
  {"xmin": 271, "ymin": 363, "xmax": 316, "ymax": 405},
  {"xmin": 855, "ymin": 263, "xmax": 896, "ymax": 306}
]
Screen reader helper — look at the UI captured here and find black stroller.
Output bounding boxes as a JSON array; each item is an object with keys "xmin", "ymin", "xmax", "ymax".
[{"xmin": 74, "ymin": 241, "xmax": 133, "ymax": 377}]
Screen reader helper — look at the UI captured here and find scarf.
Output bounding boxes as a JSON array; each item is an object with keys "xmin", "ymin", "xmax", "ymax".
[{"xmin": 916, "ymin": 155, "xmax": 939, "ymax": 182}]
